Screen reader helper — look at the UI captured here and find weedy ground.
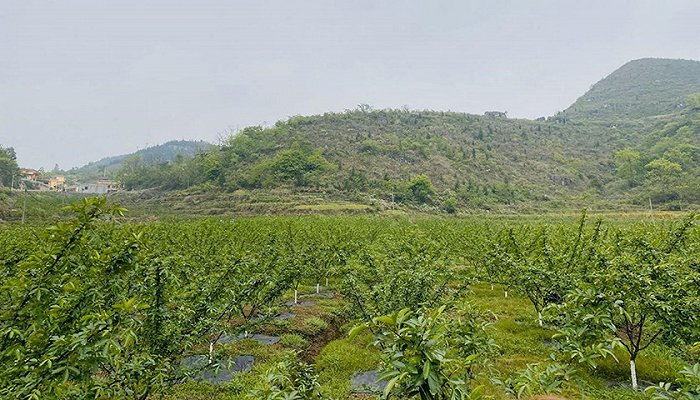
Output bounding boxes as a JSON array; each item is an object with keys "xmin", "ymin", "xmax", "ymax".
[{"xmin": 164, "ymin": 282, "xmax": 684, "ymax": 400}]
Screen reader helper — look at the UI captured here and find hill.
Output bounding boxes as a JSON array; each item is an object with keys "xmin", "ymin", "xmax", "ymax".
[
  {"xmin": 558, "ymin": 58, "xmax": 700, "ymax": 122},
  {"xmin": 104, "ymin": 59, "xmax": 700, "ymax": 213},
  {"xmin": 67, "ymin": 140, "xmax": 212, "ymax": 182},
  {"xmin": 115, "ymin": 107, "xmax": 672, "ymax": 212}
]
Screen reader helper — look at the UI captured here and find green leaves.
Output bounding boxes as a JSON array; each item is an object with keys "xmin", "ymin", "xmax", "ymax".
[
  {"xmin": 362, "ymin": 305, "xmax": 488, "ymax": 399},
  {"xmin": 495, "ymin": 362, "xmax": 575, "ymax": 399},
  {"xmin": 541, "ymin": 215, "xmax": 699, "ymax": 389},
  {"xmin": 0, "ymin": 198, "xmax": 152, "ymax": 398}
]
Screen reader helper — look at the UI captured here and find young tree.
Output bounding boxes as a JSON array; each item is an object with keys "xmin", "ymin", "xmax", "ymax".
[
  {"xmin": 0, "ymin": 198, "xmax": 160, "ymax": 399},
  {"xmin": 351, "ymin": 305, "xmax": 484, "ymax": 400},
  {"xmin": 549, "ymin": 216, "xmax": 698, "ymax": 389},
  {"xmin": 341, "ymin": 231, "xmax": 457, "ymax": 322}
]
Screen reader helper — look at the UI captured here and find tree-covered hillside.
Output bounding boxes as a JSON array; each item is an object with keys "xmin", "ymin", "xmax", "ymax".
[
  {"xmin": 106, "ymin": 58, "xmax": 700, "ymax": 212},
  {"xmin": 116, "ymin": 105, "xmax": 687, "ymax": 211},
  {"xmin": 559, "ymin": 58, "xmax": 700, "ymax": 122},
  {"xmin": 610, "ymin": 94, "xmax": 700, "ymax": 206}
]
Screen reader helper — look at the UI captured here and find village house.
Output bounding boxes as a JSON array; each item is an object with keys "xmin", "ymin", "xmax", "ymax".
[
  {"xmin": 18, "ymin": 168, "xmax": 40, "ymax": 181},
  {"xmin": 48, "ymin": 176, "xmax": 66, "ymax": 191},
  {"xmin": 78, "ymin": 179, "xmax": 119, "ymax": 194}
]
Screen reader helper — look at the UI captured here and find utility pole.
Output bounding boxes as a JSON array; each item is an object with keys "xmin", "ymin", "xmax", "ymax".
[{"xmin": 21, "ymin": 195, "xmax": 27, "ymax": 224}]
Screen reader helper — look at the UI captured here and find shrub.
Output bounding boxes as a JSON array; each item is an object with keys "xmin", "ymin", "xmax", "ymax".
[{"xmin": 443, "ymin": 196, "xmax": 458, "ymax": 213}]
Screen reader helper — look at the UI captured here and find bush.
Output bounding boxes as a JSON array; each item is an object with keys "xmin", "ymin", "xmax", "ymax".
[
  {"xmin": 406, "ymin": 174, "xmax": 435, "ymax": 204},
  {"xmin": 443, "ymin": 196, "xmax": 458, "ymax": 213}
]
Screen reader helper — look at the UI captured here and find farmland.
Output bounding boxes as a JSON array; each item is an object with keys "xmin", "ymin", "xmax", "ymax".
[{"xmin": 0, "ymin": 198, "xmax": 698, "ymax": 399}]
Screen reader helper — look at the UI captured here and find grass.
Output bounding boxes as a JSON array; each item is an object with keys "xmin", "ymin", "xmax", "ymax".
[
  {"xmin": 279, "ymin": 333, "xmax": 308, "ymax": 351},
  {"xmin": 315, "ymin": 330, "xmax": 381, "ymax": 399},
  {"xmin": 595, "ymin": 346, "xmax": 685, "ymax": 385},
  {"xmin": 463, "ymin": 283, "xmax": 684, "ymax": 399},
  {"xmin": 293, "ymin": 203, "xmax": 371, "ymax": 212},
  {"xmin": 298, "ymin": 316, "xmax": 329, "ymax": 336},
  {"xmin": 148, "ymin": 281, "xmax": 688, "ymax": 400}
]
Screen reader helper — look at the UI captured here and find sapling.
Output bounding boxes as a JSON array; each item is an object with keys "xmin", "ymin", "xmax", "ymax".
[
  {"xmin": 350, "ymin": 305, "xmax": 484, "ymax": 399},
  {"xmin": 550, "ymin": 215, "xmax": 698, "ymax": 389}
]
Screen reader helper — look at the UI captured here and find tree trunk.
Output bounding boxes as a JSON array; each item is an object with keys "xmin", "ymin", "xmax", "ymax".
[
  {"xmin": 630, "ymin": 359, "xmax": 638, "ymax": 389},
  {"xmin": 316, "ymin": 283, "xmax": 320, "ymax": 294},
  {"xmin": 208, "ymin": 341, "xmax": 214, "ymax": 364},
  {"xmin": 504, "ymin": 290, "xmax": 508, "ymax": 298},
  {"xmin": 538, "ymin": 311, "xmax": 543, "ymax": 327},
  {"xmin": 294, "ymin": 289, "xmax": 298, "ymax": 304}
]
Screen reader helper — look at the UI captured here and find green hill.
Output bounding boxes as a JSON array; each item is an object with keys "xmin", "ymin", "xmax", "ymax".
[
  {"xmin": 114, "ymin": 108, "xmax": 682, "ymax": 212},
  {"xmin": 107, "ymin": 59, "xmax": 700, "ymax": 213},
  {"xmin": 558, "ymin": 58, "xmax": 700, "ymax": 122}
]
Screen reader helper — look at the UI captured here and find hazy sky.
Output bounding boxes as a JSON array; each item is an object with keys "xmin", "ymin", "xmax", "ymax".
[{"xmin": 2, "ymin": 0, "xmax": 699, "ymax": 169}]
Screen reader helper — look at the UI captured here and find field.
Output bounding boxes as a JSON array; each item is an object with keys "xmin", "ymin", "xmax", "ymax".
[{"xmin": 0, "ymin": 197, "xmax": 698, "ymax": 399}]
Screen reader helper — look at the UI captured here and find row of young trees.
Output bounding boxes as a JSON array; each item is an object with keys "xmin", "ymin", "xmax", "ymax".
[
  {"xmin": 1, "ymin": 202, "xmax": 698, "ymax": 398},
  {"xmin": 475, "ymin": 211, "xmax": 699, "ymax": 393},
  {"xmin": 3, "ymin": 203, "xmax": 435, "ymax": 398}
]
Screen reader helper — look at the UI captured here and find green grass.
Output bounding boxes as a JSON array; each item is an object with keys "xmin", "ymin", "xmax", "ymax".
[
  {"xmin": 279, "ymin": 333, "xmax": 308, "ymax": 351},
  {"xmin": 315, "ymin": 330, "xmax": 381, "ymax": 399},
  {"xmin": 464, "ymin": 283, "xmax": 685, "ymax": 399},
  {"xmin": 297, "ymin": 316, "xmax": 329, "ymax": 336},
  {"xmin": 293, "ymin": 203, "xmax": 371, "ymax": 212},
  {"xmin": 595, "ymin": 346, "xmax": 685, "ymax": 385}
]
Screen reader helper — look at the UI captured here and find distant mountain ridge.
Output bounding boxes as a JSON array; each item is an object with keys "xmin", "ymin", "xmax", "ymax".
[
  {"xmin": 558, "ymin": 58, "xmax": 700, "ymax": 121},
  {"xmin": 69, "ymin": 140, "xmax": 212, "ymax": 181}
]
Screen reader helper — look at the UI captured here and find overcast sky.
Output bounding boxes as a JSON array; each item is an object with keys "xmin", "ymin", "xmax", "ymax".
[{"xmin": 1, "ymin": 0, "xmax": 699, "ymax": 169}]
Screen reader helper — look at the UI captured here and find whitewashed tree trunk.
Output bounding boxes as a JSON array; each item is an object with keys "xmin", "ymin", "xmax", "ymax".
[
  {"xmin": 316, "ymin": 283, "xmax": 320, "ymax": 294},
  {"xmin": 491, "ymin": 284, "xmax": 494, "ymax": 291},
  {"xmin": 630, "ymin": 359, "xmax": 638, "ymax": 389},
  {"xmin": 208, "ymin": 341, "xmax": 214, "ymax": 364},
  {"xmin": 538, "ymin": 311, "xmax": 543, "ymax": 327},
  {"xmin": 294, "ymin": 289, "xmax": 298, "ymax": 304},
  {"xmin": 504, "ymin": 290, "xmax": 508, "ymax": 298}
]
